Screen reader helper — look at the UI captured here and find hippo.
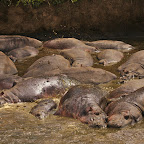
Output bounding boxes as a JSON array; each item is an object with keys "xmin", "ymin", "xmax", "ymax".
[
  {"xmin": 85, "ymin": 40, "xmax": 134, "ymax": 52},
  {"xmin": 97, "ymin": 49, "xmax": 124, "ymax": 66},
  {"xmin": 30, "ymin": 99, "xmax": 57, "ymax": 119},
  {"xmin": 0, "ymin": 75, "xmax": 80, "ymax": 105},
  {"xmin": 0, "ymin": 35, "xmax": 42, "ymax": 52},
  {"xmin": 0, "ymin": 51, "xmax": 17, "ymax": 75},
  {"xmin": 55, "ymin": 84, "xmax": 107, "ymax": 128},
  {"xmin": 60, "ymin": 48, "xmax": 93, "ymax": 67},
  {"xmin": 8, "ymin": 46, "xmax": 39, "ymax": 61},
  {"xmin": 62, "ymin": 67, "xmax": 117, "ymax": 85},
  {"xmin": 105, "ymin": 87, "xmax": 144, "ymax": 128},
  {"xmin": 43, "ymin": 38, "xmax": 96, "ymax": 53},
  {"xmin": 23, "ymin": 55, "xmax": 70, "ymax": 78},
  {"xmin": 100, "ymin": 78, "xmax": 144, "ymax": 110},
  {"xmin": 0, "ymin": 74, "xmax": 22, "ymax": 90},
  {"xmin": 118, "ymin": 50, "xmax": 144, "ymax": 80}
]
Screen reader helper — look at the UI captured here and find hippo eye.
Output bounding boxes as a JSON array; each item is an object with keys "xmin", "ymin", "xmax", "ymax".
[{"xmin": 124, "ymin": 115, "xmax": 129, "ymax": 120}]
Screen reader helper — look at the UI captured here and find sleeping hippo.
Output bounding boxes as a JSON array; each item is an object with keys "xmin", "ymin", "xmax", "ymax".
[
  {"xmin": 0, "ymin": 75, "xmax": 80, "ymax": 105},
  {"xmin": 30, "ymin": 99, "xmax": 57, "ymax": 119},
  {"xmin": 55, "ymin": 84, "xmax": 107, "ymax": 128},
  {"xmin": 23, "ymin": 55, "xmax": 70, "ymax": 78},
  {"xmin": 118, "ymin": 50, "xmax": 144, "ymax": 80},
  {"xmin": 43, "ymin": 38, "xmax": 96, "ymax": 53},
  {"xmin": 97, "ymin": 49, "xmax": 124, "ymax": 66},
  {"xmin": 105, "ymin": 87, "xmax": 144, "ymax": 128},
  {"xmin": 0, "ymin": 51, "xmax": 17, "ymax": 75},
  {"xmin": 100, "ymin": 78, "xmax": 144, "ymax": 110},
  {"xmin": 8, "ymin": 46, "xmax": 39, "ymax": 61},
  {"xmin": 0, "ymin": 74, "xmax": 22, "ymax": 90},
  {"xmin": 85, "ymin": 40, "xmax": 134, "ymax": 52},
  {"xmin": 60, "ymin": 48, "xmax": 93, "ymax": 67},
  {"xmin": 0, "ymin": 35, "xmax": 42, "ymax": 52}
]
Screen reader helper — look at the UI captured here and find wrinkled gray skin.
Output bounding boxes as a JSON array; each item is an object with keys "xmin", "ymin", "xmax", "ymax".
[
  {"xmin": 100, "ymin": 79, "xmax": 144, "ymax": 110},
  {"xmin": 97, "ymin": 49, "xmax": 124, "ymax": 66},
  {"xmin": 118, "ymin": 50, "xmax": 144, "ymax": 80},
  {"xmin": 105, "ymin": 87, "xmax": 144, "ymax": 128},
  {"xmin": 30, "ymin": 99, "xmax": 57, "ymax": 119},
  {"xmin": 0, "ymin": 75, "xmax": 80, "ymax": 105},
  {"xmin": 23, "ymin": 55, "xmax": 70, "ymax": 78},
  {"xmin": 55, "ymin": 85, "xmax": 107, "ymax": 128},
  {"xmin": 0, "ymin": 74, "xmax": 22, "ymax": 90},
  {"xmin": 0, "ymin": 51, "xmax": 17, "ymax": 75},
  {"xmin": 8, "ymin": 46, "xmax": 39, "ymax": 61},
  {"xmin": 0, "ymin": 35, "xmax": 42, "ymax": 52},
  {"xmin": 43, "ymin": 38, "xmax": 97, "ymax": 53},
  {"xmin": 60, "ymin": 48, "xmax": 93, "ymax": 67},
  {"xmin": 85, "ymin": 40, "xmax": 134, "ymax": 52}
]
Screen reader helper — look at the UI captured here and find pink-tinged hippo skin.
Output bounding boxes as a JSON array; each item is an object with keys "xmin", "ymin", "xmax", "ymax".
[
  {"xmin": 23, "ymin": 55, "xmax": 70, "ymax": 78},
  {"xmin": 105, "ymin": 87, "xmax": 144, "ymax": 128},
  {"xmin": 0, "ymin": 51, "xmax": 18, "ymax": 75},
  {"xmin": 0, "ymin": 75, "xmax": 80, "ymax": 105},
  {"xmin": 97, "ymin": 49, "xmax": 124, "ymax": 66},
  {"xmin": 100, "ymin": 79, "xmax": 144, "ymax": 110},
  {"xmin": 118, "ymin": 50, "xmax": 144, "ymax": 80},
  {"xmin": 85, "ymin": 40, "xmax": 134, "ymax": 52},
  {"xmin": 0, "ymin": 74, "xmax": 22, "ymax": 90},
  {"xmin": 0, "ymin": 35, "xmax": 42, "ymax": 52},
  {"xmin": 43, "ymin": 38, "xmax": 96, "ymax": 53},
  {"xmin": 30, "ymin": 99, "xmax": 57, "ymax": 119},
  {"xmin": 55, "ymin": 84, "xmax": 107, "ymax": 128},
  {"xmin": 8, "ymin": 46, "xmax": 39, "ymax": 61},
  {"xmin": 60, "ymin": 48, "xmax": 94, "ymax": 67}
]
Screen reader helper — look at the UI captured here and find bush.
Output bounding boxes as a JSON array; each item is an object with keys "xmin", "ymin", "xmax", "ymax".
[{"xmin": 0, "ymin": 0, "xmax": 79, "ymax": 7}]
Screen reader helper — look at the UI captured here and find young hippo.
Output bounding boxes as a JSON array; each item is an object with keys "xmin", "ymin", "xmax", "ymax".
[
  {"xmin": 55, "ymin": 84, "xmax": 107, "ymax": 128},
  {"xmin": 105, "ymin": 87, "xmax": 144, "ymax": 128}
]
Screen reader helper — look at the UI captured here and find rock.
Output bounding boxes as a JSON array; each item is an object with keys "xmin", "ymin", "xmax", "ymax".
[
  {"xmin": 55, "ymin": 84, "xmax": 107, "ymax": 128},
  {"xmin": 97, "ymin": 49, "xmax": 124, "ymax": 66},
  {"xmin": 0, "ymin": 35, "xmax": 42, "ymax": 52}
]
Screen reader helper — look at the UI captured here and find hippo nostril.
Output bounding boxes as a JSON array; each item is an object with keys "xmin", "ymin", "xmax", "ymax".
[
  {"xmin": 36, "ymin": 114, "xmax": 41, "ymax": 117},
  {"xmin": 124, "ymin": 115, "xmax": 129, "ymax": 120},
  {"xmin": 95, "ymin": 112, "xmax": 100, "ymax": 115}
]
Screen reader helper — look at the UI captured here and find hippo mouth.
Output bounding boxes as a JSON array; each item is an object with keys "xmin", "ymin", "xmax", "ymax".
[{"xmin": 80, "ymin": 113, "xmax": 107, "ymax": 128}]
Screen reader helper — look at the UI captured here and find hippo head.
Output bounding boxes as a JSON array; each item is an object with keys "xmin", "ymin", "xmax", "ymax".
[
  {"xmin": 80, "ymin": 106, "xmax": 107, "ymax": 128},
  {"xmin": 107, "ymin": 102, "xmax": 143, "ymax": 128}
]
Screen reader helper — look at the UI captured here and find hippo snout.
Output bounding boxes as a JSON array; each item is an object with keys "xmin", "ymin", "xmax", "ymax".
[
  {"xmin": 107, "ymin": 114, "xmax": 132, "ymax": 128},
  {"xmin": 86, "ymin": 113, "xmax": 107, "ymax": 128}
]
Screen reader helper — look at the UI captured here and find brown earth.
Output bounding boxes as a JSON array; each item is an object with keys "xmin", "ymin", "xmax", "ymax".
[{"xmin": 0, "ymin": 0, "xmax": 144, "ymax": 36}]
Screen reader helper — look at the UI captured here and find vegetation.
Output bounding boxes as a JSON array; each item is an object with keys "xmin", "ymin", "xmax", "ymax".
[{"xmin": 0, "ymin": 0, "xmax": 79, "ymax": 7}]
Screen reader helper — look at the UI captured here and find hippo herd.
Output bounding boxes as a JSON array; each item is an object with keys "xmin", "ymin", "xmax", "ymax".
[{"xmin": 1, "ymin": 35, "xmax": 144, "ymax": 128}]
